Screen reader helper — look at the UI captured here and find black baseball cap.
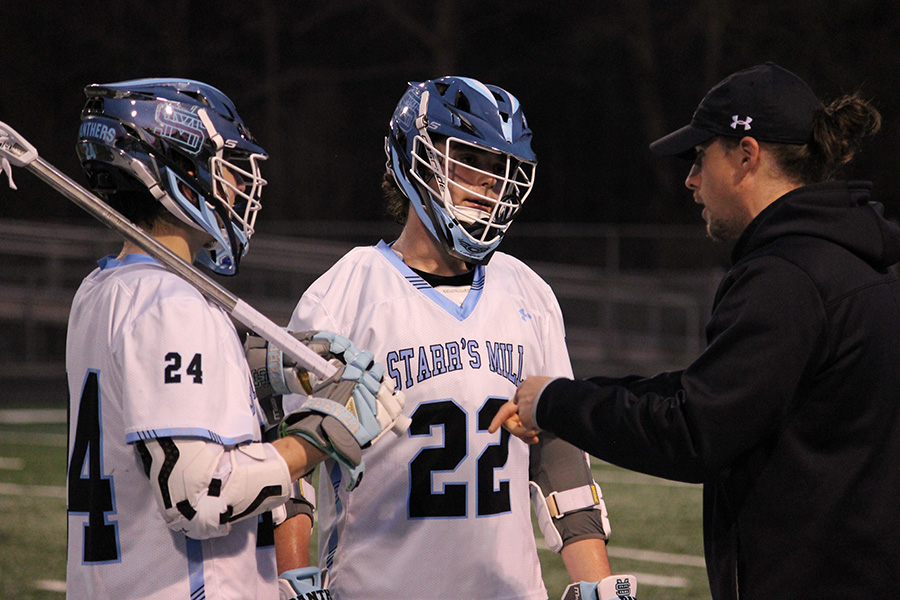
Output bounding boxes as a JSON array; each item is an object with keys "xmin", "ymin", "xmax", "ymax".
[{"xmin": 649, "ymin": 62, "xmax": 823, "ymax": 157}]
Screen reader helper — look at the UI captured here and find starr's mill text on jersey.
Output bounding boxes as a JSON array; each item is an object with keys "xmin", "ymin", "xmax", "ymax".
[{"xmin": 386, "ymin": 340, "xmax": 525, "ymax": 390}]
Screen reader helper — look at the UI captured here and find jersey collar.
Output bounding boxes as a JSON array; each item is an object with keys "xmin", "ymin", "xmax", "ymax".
[
  {"xmin": 97, "ymin": 253, "xmax": 162, "ymax": 270},
  {"xmin": 376, "ymin": 240, "xmax": 484, "ymax": 321}
]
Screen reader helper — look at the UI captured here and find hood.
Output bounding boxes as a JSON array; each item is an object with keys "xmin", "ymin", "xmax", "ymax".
[{"xmin": 731, "ymin": 181, "xmax": 900, "ymax": 269}]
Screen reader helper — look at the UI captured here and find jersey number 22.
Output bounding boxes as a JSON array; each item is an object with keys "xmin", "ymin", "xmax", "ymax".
[{"xmin": 409, "ymin": 397, "xmax": 511, "ymax": 518}]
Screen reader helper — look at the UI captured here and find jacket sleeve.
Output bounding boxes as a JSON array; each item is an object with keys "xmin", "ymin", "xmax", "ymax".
[{"xmin": 535, "ymin": 256, "xmax": 826, "ymax": 483}]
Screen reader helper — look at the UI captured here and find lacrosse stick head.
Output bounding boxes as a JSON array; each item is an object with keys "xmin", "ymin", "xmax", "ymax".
[
  {"xmin": 0, "ymin": 121, "xmax": 40, "ymax": 190},
  {"xmin": 0, "ymin": 121, "xmax": 39, "ymax": 168},
  {"xmin": 75, "ymin": 79, "xmax": 267, "ymax": 275},
  {"xmin": 385, "ymin": 76, "xmax": 536, "ymax": 264}
]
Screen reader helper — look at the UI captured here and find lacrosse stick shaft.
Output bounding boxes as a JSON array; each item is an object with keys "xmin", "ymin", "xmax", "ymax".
[{"xmin": 8, "ymin": 136, "xmax": 336, "ymax": 381}]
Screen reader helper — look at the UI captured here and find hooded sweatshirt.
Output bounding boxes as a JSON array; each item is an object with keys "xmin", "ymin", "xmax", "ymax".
[{"xmin": 535, "ymin": 181, "xmax": 900, "ymax": 600}]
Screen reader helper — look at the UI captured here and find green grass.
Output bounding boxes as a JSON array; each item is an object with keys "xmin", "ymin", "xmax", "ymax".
[
  {"xmin": 0, "ymin": 415, "xmax": 712, "ymax": 599},
  {"xmin": 0, "ymin": 420, "xmax": 68, "ymax": 600}
]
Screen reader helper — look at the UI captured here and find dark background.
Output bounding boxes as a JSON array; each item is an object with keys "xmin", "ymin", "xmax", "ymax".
[{"xmin": 2, "ymin": 0, "xmax": 899, "ymax": 232}]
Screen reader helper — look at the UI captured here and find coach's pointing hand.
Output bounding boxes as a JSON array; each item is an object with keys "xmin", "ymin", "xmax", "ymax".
[{"xmin": 489, "ymin": 376, "xmax": 555, "ymax": 444}]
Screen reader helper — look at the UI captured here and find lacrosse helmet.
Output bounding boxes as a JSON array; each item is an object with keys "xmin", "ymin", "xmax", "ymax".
[
  {"xmin": 386, "ymin": 76, "xmax": 536, "ymax": 264},
  {"xmin": 76, "ymin": 78, "xmax": 267, "ymax": 275}
]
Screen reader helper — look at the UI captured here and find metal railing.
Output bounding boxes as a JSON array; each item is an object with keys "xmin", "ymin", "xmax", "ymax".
[{"xmin": 0, "ymin": 219, "xmax": 722, "ymax": 392}]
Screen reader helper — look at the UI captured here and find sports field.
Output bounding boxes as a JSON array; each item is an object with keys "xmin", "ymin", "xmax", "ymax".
[{"xmin": 0, "ymin": 407, "xmax": 711, "ymax": 599}]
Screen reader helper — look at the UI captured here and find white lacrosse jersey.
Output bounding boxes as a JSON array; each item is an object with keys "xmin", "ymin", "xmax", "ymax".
[
  {"xmin": 289, "ymin": 241, "xmax": 574, "ymax": 600},
  {"xmin": 65, "ymin": 254, "xmax": 278, "ymax": 600}
]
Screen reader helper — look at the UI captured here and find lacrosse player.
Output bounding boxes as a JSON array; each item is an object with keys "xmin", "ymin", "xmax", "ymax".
[
  {"xmin": 65, "ymin": 78, "xmax": 402, "ymax": 600},
  {"xmin": 495, "ymin": 63, "xmax": 900, "ymax": 599},
  {"xmin": 275, "ymin": 76, "xmax": 619, "ymax": 600}
]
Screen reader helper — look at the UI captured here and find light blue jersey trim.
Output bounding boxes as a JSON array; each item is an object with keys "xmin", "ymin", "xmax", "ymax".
[
  {"xmin": 97, "ymin": 253, "xmax": 161, "ymax": 270},
  {"xmin": 125, "ymin": 428, "xmax": 255, "ymax": 445},
  {"xmin": 186, "ymin": 537, "xmax": 206, "ymax": 599},
  {"xmin": 376, "ymin": 240, "xmax": 484, "ymax": 321},
  {"xmin": 324, "ymin": 461, "xmax": 344, "ymax": 573}
]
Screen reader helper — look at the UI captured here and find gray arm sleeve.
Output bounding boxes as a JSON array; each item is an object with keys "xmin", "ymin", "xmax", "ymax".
[{"xmin": 529, "ymin": 432, "xmax": 610, "ymax": 548}]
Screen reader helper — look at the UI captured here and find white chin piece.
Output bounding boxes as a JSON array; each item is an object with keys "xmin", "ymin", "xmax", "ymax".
[{"xmin": 453, "ymin": 205, "xmax": 485, "ymax": 225}]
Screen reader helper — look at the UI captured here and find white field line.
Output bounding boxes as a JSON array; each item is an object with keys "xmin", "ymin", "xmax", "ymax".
[
  {"xmin": 0, "ymin": 409, "xmax": 67, "ymax": 445},
  {"xmin": 34, "ymin": 580, "xmax": 66, "ymax": 593},
  {"xmin": 0, "ymin": 456, "xmax": 24, "ymax": 469},
  {"xmin": 0, "ymin": 431, "xmax": 66, "ymax": 446},
  {"xmin": 0, "ymin": 409, "xmax": 67, "ymax": 423},
  {"xmin": 536, "ymin": 536, "xmax": 705, "ymax": 574},
  {"xmin": 0, "ymin": 481, "xmax": 66, "ymax": 499},
  {"xmin": 630, "ymin": 572, "xmax": 690, "ymax": 588},
  {"xmin": 608, "ymin": 546, "xmax": 706, "ymax": 568}
]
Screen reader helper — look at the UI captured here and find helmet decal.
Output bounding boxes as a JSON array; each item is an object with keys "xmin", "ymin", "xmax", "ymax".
[{"xmin": 153, "ymin": 103, "xmax": 206, "ymax": 154}]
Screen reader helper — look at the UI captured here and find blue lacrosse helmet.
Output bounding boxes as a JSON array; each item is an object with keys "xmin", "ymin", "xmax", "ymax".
[
  {"xmin": 76, "ymin": 78, "xmax": 268, "ymax": 275},
  {"xmin": 385, "ymin": 76, "xmax": 537, "ymax": 264}
]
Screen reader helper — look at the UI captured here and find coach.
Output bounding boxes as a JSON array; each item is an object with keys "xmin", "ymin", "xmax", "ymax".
[{"xmin": 493, "ymin": 63, "xmax": 900, "ymax": 599}]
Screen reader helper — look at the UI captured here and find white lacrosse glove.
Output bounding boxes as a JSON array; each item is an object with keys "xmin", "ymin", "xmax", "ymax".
[
  {"xmin": 278, "ymin": 566, "xmax": 330, "ymax": 600},
  {"xmin": 561, "ymin": 574, "xmax": 637, "ymax": 600},
  {"xmin": 245, "ymin": 331, "xmax": 306, "ymax": 427},
  {"xmin": 278, "ymin": 331, "xmax": 406, "ymax": 490}
]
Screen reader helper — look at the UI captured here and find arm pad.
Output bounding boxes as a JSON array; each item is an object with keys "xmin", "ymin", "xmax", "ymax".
[
  {"xmin": 273, "ymin": 477, "xmax": 316, "ymax": 528},
  {"xmin": 136, "ymin": 437, "xmax": 292, "ymax": 539},
  {"xmin": 529, "ymin": 432, "xmax": 610, "ymax": 552},
  {"xmin": 529, "ymin": 481, "xmax": 610, "ymax": 553}
]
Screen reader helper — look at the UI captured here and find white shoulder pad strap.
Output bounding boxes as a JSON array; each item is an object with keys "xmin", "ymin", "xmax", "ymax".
[
  {"xmin": 529, "ymin": 480, "xmax": 610, "ymax": 553},
  {"xmin": 139, "ymin": 437, "xmax": 292, "ymax": 539}
]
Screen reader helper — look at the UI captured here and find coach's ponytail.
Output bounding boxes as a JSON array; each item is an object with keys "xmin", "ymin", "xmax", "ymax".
[{"xmin": 768, "ymin": 92, "xmax": 881, "ymax": 184}]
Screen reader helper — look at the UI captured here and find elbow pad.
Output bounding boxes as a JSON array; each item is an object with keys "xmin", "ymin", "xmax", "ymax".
[
  {"xmin": 529, "ymin": 480, "xmax": 610, "ymax": 553},
  {"xmin": 273, "ymin": 477, "xmax": 317, "ymax": 527},
  {"xmin": 138, "ymin": 437, "xmax": 292, "ymax": 539},
  {"xmin": 529, "ymin": 433, "xmax": 610, "ymax": 553}
]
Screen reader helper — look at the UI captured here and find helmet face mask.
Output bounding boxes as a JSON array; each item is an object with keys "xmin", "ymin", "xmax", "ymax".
[
  {"xmin": 211, "ymin": 153, "xmax": 265, "ymax": 239},
  {"xmin": 410, "ymin": 134, "xmax": 534, "ymax": 252},
  {"xmin": 76, "ymin": 78, "xmax": 267, "ymax": 275},
  {"xmin": 386, "ymin": 76, "xmax": 537, "ymax": 264}
]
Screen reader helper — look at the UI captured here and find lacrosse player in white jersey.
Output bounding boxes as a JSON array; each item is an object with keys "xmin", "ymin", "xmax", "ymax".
[
  {"xmin": 65, "ymin": 78, "xmax": 403, "ymax": 600},
  {"xmin": 276, "ymin": 76, "xmax": 624, "ymax": 600}
]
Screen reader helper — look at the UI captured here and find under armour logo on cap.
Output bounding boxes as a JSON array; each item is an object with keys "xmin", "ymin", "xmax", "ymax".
[{"xmin": 731, "ymin": 115, "xmax": 753, "ymax": 131}]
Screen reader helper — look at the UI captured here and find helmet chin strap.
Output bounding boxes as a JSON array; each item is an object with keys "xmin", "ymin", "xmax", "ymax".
[
  {"xmin": 494, "ymin": 192, "xmax": 522, "ymax": 226},
  {"xmin": 157, "ymin": 182, "xmax": 206, "ymax": 233}
]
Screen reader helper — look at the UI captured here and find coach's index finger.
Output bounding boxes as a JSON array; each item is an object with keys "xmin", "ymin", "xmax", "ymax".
[
  {"xmin": 489, "ymin": 402, "xmax": 539, "ymax": 445},
  {"xmin": 488, "ymin": 401, "xmax": 519, "ymax": 434}
]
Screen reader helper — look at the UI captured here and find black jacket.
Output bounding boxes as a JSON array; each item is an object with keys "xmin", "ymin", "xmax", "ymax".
[{"xmin": 537, "ymin": 181, "xmax": 900, "ymax": 599}]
